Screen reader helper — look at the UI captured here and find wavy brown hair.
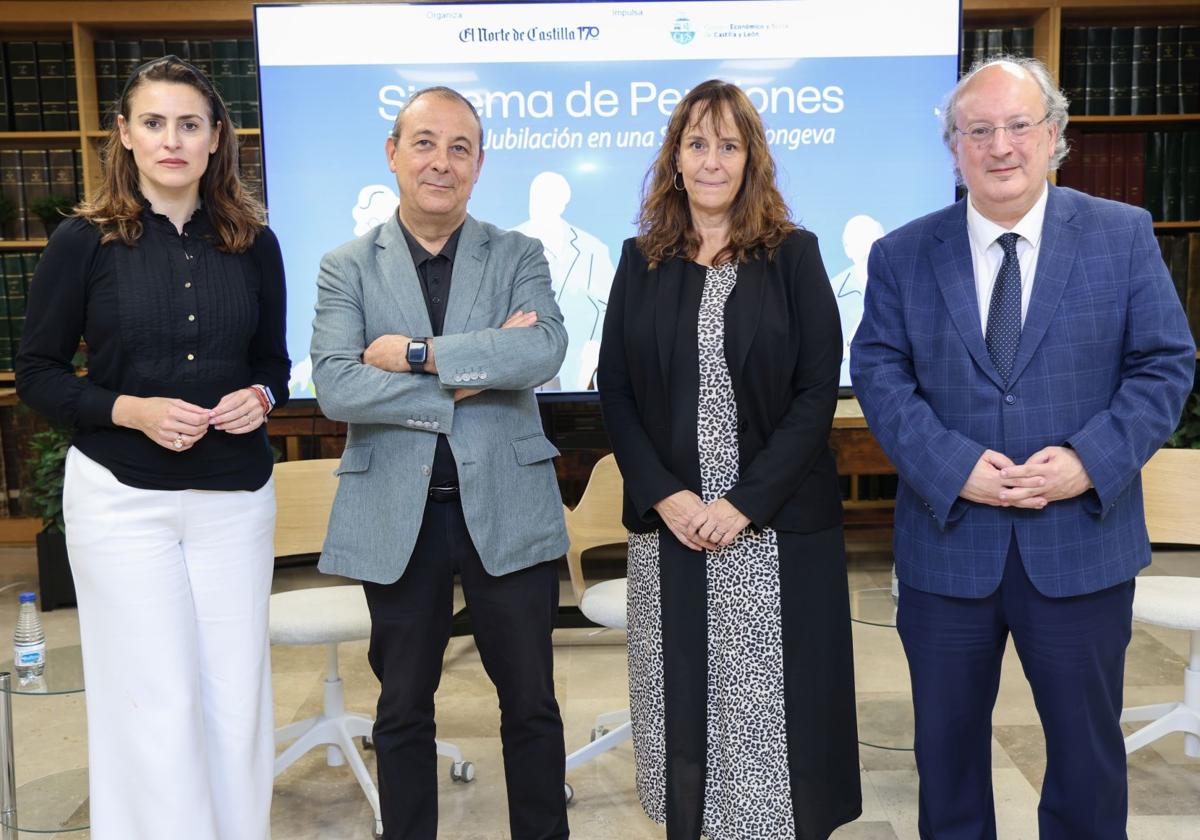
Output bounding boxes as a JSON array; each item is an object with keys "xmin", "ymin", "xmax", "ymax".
[
  {"xmin": 637, "ymin": 79, "xmax": 795, "ymax": 268},
  {"xmin": 77, "ymin": 55, "xmax": 265, "ymax": 252}
]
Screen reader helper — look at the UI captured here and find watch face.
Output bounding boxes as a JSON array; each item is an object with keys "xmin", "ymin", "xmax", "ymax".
[{"xmin": 407, "ymin": 341, "xmax": 428, "ymax": 364}]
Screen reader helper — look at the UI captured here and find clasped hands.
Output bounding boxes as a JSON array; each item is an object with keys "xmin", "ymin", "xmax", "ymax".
[
  {"xmin": 960, "ymin": 446, "xmax": 1093, "ymax": 509},
  {"xmin": 113, "ymin": 388, "xmax": 268, "ymax": 453},
  {"xmin": 361, "ymin": 310, "xmax": 538, "ymax": 401},
  {"xmin": 654, "ymin": 490, "xmax": 751, "ymax": 552}
]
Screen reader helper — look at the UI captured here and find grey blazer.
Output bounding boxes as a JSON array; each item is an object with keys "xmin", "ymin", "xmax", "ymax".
[{"xmin": 310, "ymin": 214, "xmax": 570, "ymax": 583}]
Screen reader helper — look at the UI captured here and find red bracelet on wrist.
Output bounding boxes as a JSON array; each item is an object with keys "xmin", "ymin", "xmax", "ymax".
[{"xmin": 249, "ymin": 386, "xmax": 271, "ymax": 416}]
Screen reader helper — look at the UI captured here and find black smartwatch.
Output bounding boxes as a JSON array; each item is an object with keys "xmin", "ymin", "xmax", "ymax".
[{"xmin": 406, "ymin": 338, "xmax": 430, "ymax": 374}]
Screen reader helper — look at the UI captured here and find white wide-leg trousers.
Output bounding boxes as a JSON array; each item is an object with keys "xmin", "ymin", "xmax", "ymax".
[{"xmin": 63, "ymin": 447, "xmax": 275, "ymax": 840}]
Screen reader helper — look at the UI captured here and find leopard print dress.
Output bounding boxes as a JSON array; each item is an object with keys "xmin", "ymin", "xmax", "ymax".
[{"xmin": 626, "ymin": 261, "xmax": 795, "ymax": 838}]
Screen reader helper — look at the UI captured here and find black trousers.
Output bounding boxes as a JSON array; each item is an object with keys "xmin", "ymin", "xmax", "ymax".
[{"xmin": 362, "ymin": 494, "xmax": 568, "ymax": 840}]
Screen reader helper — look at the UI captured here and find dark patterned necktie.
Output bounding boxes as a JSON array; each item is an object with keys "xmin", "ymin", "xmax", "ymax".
[{"xmin": 985, "ymin": 232, "xmax": 1022, "ymax": 386}]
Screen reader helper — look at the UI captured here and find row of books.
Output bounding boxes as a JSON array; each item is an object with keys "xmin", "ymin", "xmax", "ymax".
[
  {"xmin": 959, "ymin": 27, "xmax": 1035, "ymax": 77},
  {"xmin": 94, "ymin": 38, "xmax": 260, "ymax": 129},
  {"xmin": 0, "ymin": 41, "xmax": 78, "ymax": 132},
  {"xmin": 0, "ymin": 149, "xmax": 85, "ymax": 240},
  {"xmin": 1062, "ymin": 25, "xmax": 1200, "ymax": 116},
  {"xmin": 1158, "ymin": 233, "xmax": 1200, "ymax": 347},
  {"xmin": 1057, "ymin": 130, "xmax": 1200, "ymax": 223},
  {"xmin": 0, "ymin": 251, "xmax": 36, "ymax": 371}
]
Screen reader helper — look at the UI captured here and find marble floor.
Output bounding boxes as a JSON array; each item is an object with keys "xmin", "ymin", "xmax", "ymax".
[{"xmin": 0, "ymin": 542, "xmax": 1197, "ymax": 839}]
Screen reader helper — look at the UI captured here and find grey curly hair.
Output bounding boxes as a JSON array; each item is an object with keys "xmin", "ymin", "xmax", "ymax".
[{"xmin": 941, "ymin": 56, "xmax": 1070, "ymax": 185}]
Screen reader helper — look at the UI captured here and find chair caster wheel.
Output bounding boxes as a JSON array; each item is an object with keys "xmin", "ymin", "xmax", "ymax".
[
  {"xmin": 450, "ymin": 760, "xmax": 475, "ymax": 782},
  {"xmin": 564, "ymin": 782, "xmax": 574, "ymax": 804},
  {"xmin": 590, "ymin": 726, "xmax": 608, "ymax": 742},
  {"xmin": 361, "ymin": 735, "xmax": 374, "ymax": 751}
]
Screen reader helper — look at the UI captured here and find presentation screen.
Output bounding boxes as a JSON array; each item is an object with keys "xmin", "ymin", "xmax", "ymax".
[{"xmin": 255, "ymin": 0, "xmax": 961, "ymax": 397}]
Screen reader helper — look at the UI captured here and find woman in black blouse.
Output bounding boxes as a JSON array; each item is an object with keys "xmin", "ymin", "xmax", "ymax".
[{"xmin": 16, "ymin": 56, "xmax": 287, "ymax": 839}]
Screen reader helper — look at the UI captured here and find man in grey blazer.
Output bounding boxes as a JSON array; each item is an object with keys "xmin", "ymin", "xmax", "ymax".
[{"xmin": 310, "ymin": 87, "xmax": 570, "ymax": 840}]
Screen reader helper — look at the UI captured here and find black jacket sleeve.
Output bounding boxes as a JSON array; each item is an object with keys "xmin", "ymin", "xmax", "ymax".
[
  {"xmin": 247, "ymin": 226, "xmax": 291, "ymax": 410},
  {"xmin": 597, "ymin": 240, "xmax": 686, "ymax": 519}
]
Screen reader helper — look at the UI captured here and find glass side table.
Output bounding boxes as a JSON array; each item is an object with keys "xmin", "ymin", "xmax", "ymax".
[
  {"xmin": 850, "ymin": 587, "xmax": 914, "ymax": 752},
  {"xmin": 0, "ymin": 645, "xmax": 88, "ymax": 836}
]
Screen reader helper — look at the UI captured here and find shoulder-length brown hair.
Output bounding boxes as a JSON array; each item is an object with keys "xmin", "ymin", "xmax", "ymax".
[
  {"xmin": 637, "ymin": 79, "xmax": 795, "ymax": 268},
  {"xmin": 77, "ymin": 55, "xmax": 265, "ymax": 252}
]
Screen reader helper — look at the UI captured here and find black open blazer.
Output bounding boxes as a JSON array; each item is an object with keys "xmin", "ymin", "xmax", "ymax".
[{"xmin": 597, "ymin": 229, "xmax": 844, "ymax": 534}]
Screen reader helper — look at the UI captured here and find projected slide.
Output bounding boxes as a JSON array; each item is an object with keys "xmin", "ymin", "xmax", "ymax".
[{"xmin": 256, "ymin": 0, "xmax": 960, "ymax": 396}]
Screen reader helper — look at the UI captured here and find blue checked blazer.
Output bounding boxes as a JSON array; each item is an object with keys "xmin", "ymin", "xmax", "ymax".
[{"xmin": 850, "ymin": 185, "xmax": 1195, "ymax": 599}]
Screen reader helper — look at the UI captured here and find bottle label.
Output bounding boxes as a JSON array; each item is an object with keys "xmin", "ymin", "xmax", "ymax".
[{"xmin": 14, "ymin": 644, "xmax": 45, "ymax": 666}]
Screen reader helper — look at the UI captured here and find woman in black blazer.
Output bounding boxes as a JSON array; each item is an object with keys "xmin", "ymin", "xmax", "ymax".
[{"xmin": 597, "ymin": 80, "xmax": 860, "ymax": 840}]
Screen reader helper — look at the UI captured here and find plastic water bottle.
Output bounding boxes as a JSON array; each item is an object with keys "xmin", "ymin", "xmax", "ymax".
[{"xmin": 13, "ymin": 592, "xmax": 46, "ymax": 679}]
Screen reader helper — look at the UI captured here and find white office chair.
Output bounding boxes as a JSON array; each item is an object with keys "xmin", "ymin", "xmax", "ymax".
[
  {"xmin": 563, "ymin": 455, "xmax": 632, "ymax": 799},
  {"xmin": 1121, "ymin": 448, "xmax": 1200, "ymax": 758},
  {"xmin": 269, "ymin": 460, "xmax": 472, "ymax": 837}
]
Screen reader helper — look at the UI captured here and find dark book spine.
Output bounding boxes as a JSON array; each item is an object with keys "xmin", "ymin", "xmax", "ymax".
[
  {"xmin": 1109, "ymin": 27, "xmax": 1134, "ymax": 116},
  {"xmin": 1131, "ymin": 26, "xmax": 1158, "ymax": 116},
  {"xmin": 115, "ymin": 40, "xmax": 142, "ymax": 87},
  {"xmin": 1063, "ymin": 27, "xmax": 1089, "ymax": 116},
  {"xmin": 7, "ymin": 41, "xmax": 42, "ymax": 131},
  {"xmin": 1125, "ymin": 132, "xmax": 1146, "ymax": 211},
  {"xmin": 2, "ymin": 252, "xmax": 25, "ymax": 368},
  {"xmin": 1109, "ymin": 133, "xmax": 1127, "ymax": 204},
  {"xmin": 1086, "ymin": 26, "xmax": 1112, "ymax": 116},
  {"xmin": 93, "ymin": 39, "xmax": 118, "ymax": 128},
  {"xmin": 1187, "ymin": 234, "xmax": 1200, "ymax": 346},
  {"xmin": 1183, "ymin": 132, "xmax": 1200, "ymax": 221},
  {"xmin": 0, "ymin": 260, "xmax": 11, "ymax": 371},
  {"xmin": 971, "ymin": 27, "xmax": 986, "ymax": 70},
  {"xmin": 73, "ymin": 149, "xmax": 84, "ymax": 203},
  {"xmin": 1092, "ymin": 133, "xmax": 1112, "ymax": 200},
  {"xmin": 47, "ymin": 149, "xmax": 77, "ymax": 204},
  {"xmin": 1181, "ymin": 26, "xmax": 1200, "ymax": 114},
  {"xmin": 12, "ymin": 252, "xmax": 33, "ymax": 358},
  {"xmin": 165, "ymin": 40, "xmax": 190, "ymax": 61},
  {"xmin": 1163, "ymin": 131, "xmax": 1183, "ymax": 222},
  {"xmin": 1058, "ymin": 127, "xmax": 1085, "ymax": 190},
  {"xmin": 19, "ymin": 150, "xmax": 50, "ymax": 239},
  {"xmin": 212, "ymin": 40, "xmax": 240, "ymax": 126},
  {"xmin": 1145, "ymin": 132, "xmax": 1165, "ymax": 222},
  {"xmin": 188, "ymin": 40, "xmax": 213, "ymax": 81},
  {"xmin": 1157, "ymin": 26, "xmax": 1181, "ymax": 115},
  {"xmin": 36, "ymin": 41, "xmax": 69, "ymax": 131},
  {"xmin": 238, "ymin": 38, "xmax": 259, "ymax": 130},
  {"xmin": 0, "ymin": 42, "xmax": 9, "ymax": 131},
  {"xmin": 0, "ymin": 150, "xmax": 25, "ymax": 240},
  {"xmin": 65, "ymin": 45, "xmax": 78, "ymax": 130},
  {"xmin": 139, "ymin": 39, "xmax": 165, "ymax": 64},
  {"xmin": 960, "ymin": 29, "xmax": 975, "ymax": 77},
  {"xmin": 1010, "ymin": 27, "xmax": 1034, "ymax": 59},
  {"xmin": 985, "ymin": 29, "xmax": 1004, "ymax": 59}
]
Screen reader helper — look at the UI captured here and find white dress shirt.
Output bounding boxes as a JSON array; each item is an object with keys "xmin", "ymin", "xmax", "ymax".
[{"xmin": 966, "ymin": 182, "xmax": 1048, "ymax": 332}]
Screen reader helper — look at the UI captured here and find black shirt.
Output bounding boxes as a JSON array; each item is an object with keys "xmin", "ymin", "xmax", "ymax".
[
  {"xmin": 398, "ymin": 220, "xmax": 462, "ymax": 488},
  {"xmin": 15, "ymin": 208, "xmax": 290, "ymax": 491}
]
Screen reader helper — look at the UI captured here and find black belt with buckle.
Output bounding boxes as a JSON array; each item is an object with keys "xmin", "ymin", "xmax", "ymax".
[{"xmin": 428, "ymin": 484, "xmax": 460, "ymax": 502}]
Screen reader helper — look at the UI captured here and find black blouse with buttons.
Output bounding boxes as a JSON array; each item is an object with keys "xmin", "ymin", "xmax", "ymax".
[{"xmin": 15, "ymin": 208, "xmax": 289, "ymax": 491}]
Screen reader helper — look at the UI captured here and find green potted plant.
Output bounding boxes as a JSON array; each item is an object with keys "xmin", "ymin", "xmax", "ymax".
[
  {"xmin": 1166, "ymin": 385, "xmax": 1200, "ymax": 450},
  {"xmin": 23, "ymin": 423, "xmax": 74, "ymax": 610},
  {"xmin": 29, "ymin": 194, "xmax": 76, "ymax": 237}
]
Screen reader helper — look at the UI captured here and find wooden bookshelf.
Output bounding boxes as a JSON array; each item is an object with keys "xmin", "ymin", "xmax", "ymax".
[{"xmin": 0, "ymin": 0, "xmax": 1195, "ymax": 526}]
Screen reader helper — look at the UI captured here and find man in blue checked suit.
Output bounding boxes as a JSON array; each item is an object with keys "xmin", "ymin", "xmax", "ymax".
[{"xmin": 852, "ymin": 58, "xmax": 1195, "ymax": 839}]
